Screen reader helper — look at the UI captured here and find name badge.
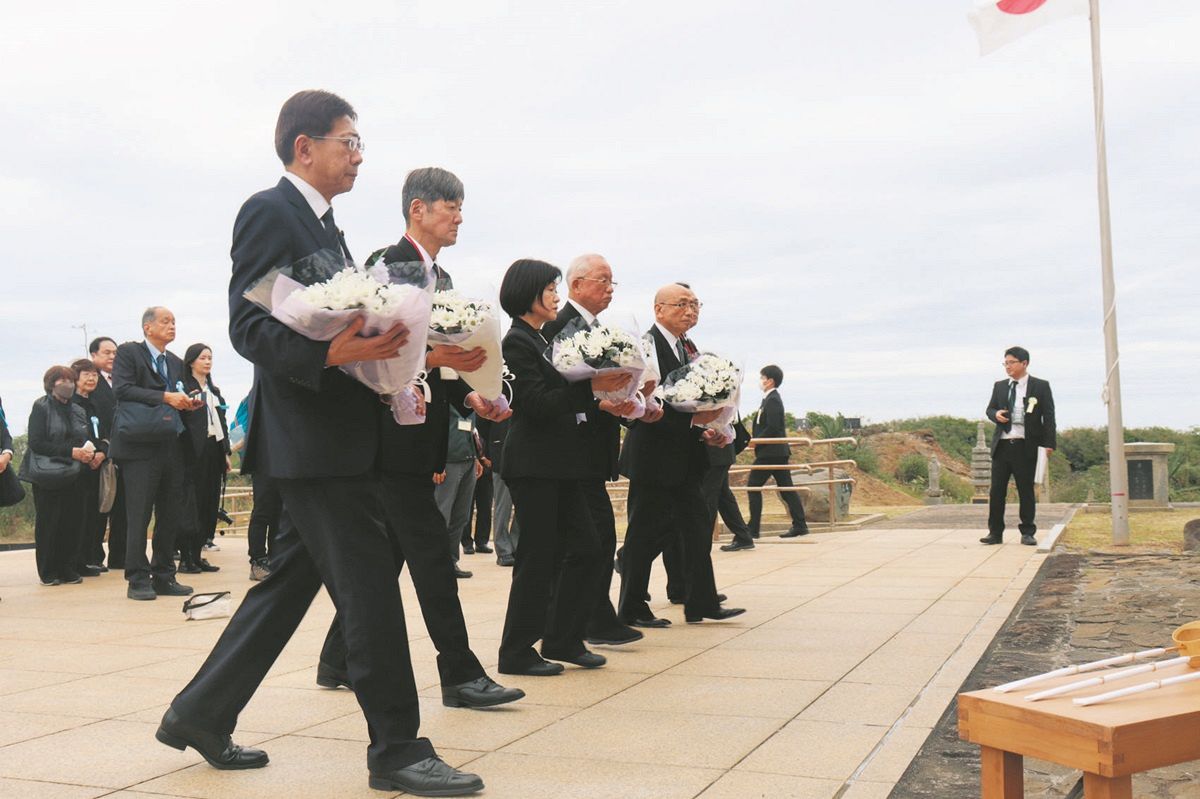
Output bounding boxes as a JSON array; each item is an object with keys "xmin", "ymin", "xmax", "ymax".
[
  {"xmin": 1011, "ymin": 405, "xmax": 1025, "ymax": 425},
  {"xmin": 457, "ymin": 419, "xmax": 472, "ymax": 432}
]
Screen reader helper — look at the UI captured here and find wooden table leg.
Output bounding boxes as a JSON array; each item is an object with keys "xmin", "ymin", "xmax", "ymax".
[
  {"xmin": 1083, "ymin": 773, "xmax": 1132, "ymax": 799},
  {"xmin": 980, "ymin": 745, "xmax": 1024, "ymax": 798}
]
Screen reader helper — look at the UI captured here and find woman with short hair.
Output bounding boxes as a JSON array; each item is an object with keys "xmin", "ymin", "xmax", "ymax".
[
  {"xmin": 70, "ymin": 358, "xmax": 107, "ymax": 576},
  {"xmin": 495, "ymin": 259, "xmax": 631, "ymax": 676},
  {"xmin": 25, "ymin": 365, "xmax": 106, "ymax": 586}
]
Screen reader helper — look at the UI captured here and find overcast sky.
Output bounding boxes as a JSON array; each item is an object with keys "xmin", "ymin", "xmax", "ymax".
[{"xmin": 2, "ymin": 1, "xmax": 1197, "ymax": 435}]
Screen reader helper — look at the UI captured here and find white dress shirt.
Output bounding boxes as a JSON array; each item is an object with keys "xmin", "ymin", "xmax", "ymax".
[
  {"xmin": 1000, "ymin": 374, "xmax": 1029, "ymax": 440},
  {"xmin": 283, "ymin": 172, "xmax": 330, "ymax": 222}
]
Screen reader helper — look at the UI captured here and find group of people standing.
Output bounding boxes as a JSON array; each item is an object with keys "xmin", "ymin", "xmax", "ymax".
[
  {"xmin": 134, "ymin": 89, "xmax": 813, "ymax": 797},
  {"xmin": 15, "ymin": 331, "xmax": 232, "ymax": 591}
]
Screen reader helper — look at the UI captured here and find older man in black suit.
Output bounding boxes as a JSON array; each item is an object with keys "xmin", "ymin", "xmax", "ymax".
[
  {"xmin": 86, "ymin": 336, "xmax": 125, "ymax": 570},
  {"xmin": 617, "ymin": 282, "xmax": 745, "ymax": 627},
  {"xmin": 543, "ymin": 253, "xmax": 658, "ymax": 647},
  {"xmin": 982, "ymin": 346, "xmax": 1056, "ymax": 546},
  {"xmin": 109, "ymin": 308, "xmax": 200, "ymax": 601},
  {"xmin": 157, "ymin": 92, "xmax": 483, "ymax": 796},
  {"xmin": 318, "ymin": 166, "xmax": 522, "ymax": 712}
]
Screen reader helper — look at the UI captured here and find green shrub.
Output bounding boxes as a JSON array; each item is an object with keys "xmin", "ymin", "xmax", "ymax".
[
  {"xmin": 940, "ymin": 472, "xmax": 975, "ymax": 503},
  {"xmin": 895, "ymin": 453, "xmax": 928, "ymax": 486}
]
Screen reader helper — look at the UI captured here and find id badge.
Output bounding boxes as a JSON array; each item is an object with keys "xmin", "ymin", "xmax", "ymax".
[
  {"xmin": 457, "ymin": 419, "xmax": 472, "ymax": 432},
  {"xmin": 1011, "ymin": 404, "xmax": 1025, "ymax": 425}
]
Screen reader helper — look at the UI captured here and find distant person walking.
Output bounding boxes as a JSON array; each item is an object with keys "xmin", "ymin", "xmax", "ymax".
[
  {"xmin": 982, "ymin": 346, "xmax": 1056, "ymax": 546},
  {"xmin": 746, "ymin": 365, "xmax": 809, "ymax": 539}
]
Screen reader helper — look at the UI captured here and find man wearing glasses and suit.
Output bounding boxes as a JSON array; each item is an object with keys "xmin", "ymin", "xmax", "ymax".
[{"xmin": 157, "ymin": 90, "xmax": 484, "ymax": 796}]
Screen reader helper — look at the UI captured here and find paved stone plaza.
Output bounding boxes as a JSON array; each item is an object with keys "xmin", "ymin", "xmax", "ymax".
[{"xmin": 0, "ymin": 520, "xmax": 1049, "ymax": 799}]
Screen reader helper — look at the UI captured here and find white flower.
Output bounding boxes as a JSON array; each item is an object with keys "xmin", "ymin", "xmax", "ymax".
[{"xmin": 429, "ymin": 290, "xmax": 491, "ymax": 334}]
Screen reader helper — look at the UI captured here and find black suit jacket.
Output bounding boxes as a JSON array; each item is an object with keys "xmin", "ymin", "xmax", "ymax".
[
  {"xmin": 181, "ymin": 375, "xmax": 231, "ymax": 461},
  {"xmin": 229, "ymin": 177, "xmax": 381, "ymax": 479},
  {"xmin": 498, "ymin": 318, "xmax": 594, "ymax": 481},
  {"xmin": 986, "ymin": 375, "xmax": 1056, "ymax": 454},
  {"xmin": 543, "ymin": 302, "xmax": 621, "ymax": 481},
  {"xmin": 618, "ymin": 325, "xmax": 707, "ymax": 487},
  {"xmin": 752, "ymin": 390, "xmax": 791, "ymax": 461},
  {"xmin": 373, "ymin": 236, "xmax": 472, "ymax": 476},
  {"xmin": 109, "ymin": 341, "xmax": 185, "ymax": 462},
  {"xmin": 90, "ymin": 376, "xmax": 116, "ymax": 438}
]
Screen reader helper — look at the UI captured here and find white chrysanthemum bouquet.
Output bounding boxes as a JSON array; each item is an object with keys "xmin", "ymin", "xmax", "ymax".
[
  {"xmin": 427, "ymin": 290, "xmax": 507, "ymax": 406},
  {"xmin": 243, "ymin": 250, "xmax": 433, "ymax": 421},
  {"xmin": 658, "ymin": 352, "xmax": 743, "ymax": 433},
  {"xmin": 548, "ymin": 317, "xmax": 649, "ymax": 404}
]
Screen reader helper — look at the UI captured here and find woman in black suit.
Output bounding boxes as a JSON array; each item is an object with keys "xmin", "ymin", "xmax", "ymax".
[
  {"xmin": 179, "ymin": 344, "xmax": 230, "ymax": 574},
  {"xmin": 496, "ymin": 259, "xmax": 631, "ymax": 676},
  {"xmin": 26, "ymin": 365, "xmax": 107, "ymax": 586},
  {"xmin": 69, "ymin": 358, "xmax": 108, "ymax": 576}
]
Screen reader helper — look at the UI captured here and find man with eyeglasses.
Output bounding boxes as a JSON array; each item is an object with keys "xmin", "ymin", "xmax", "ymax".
[
  {"xmin": 157, "ymin": 91, "xmax": 484, "ymax": 796},
  {"xmin": 542, "ymin": 254, "xmax": 660, "ymax": 647},
  {"xmin": 617, "ymin": 283, "xmax": 745, "ymax": 627},
  {"xmin": 982, "ymin": 346, "xmax": 1056, "ymax": 546}
]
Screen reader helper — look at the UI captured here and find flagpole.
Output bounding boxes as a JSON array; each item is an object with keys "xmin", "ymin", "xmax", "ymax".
[{"xmin": 1087, "ymin": 0, "xmax": 1130, "ymax": 545}]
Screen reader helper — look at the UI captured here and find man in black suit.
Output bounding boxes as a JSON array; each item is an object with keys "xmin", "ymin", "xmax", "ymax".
[
  {"xmin": 319, "ymin": 166, "xmax": 522, "ymax": 712},
  {"xmin": 158, "ymin": 93, "xmax": 483, "ymax": 796},
  {"xmin": 745, "ymin": 365, "xmax": 809, "ymax": 540},
  {"xmin": 713, "ymin": 423, "xmax": 755, "ymax": 551},
  {"xmin": 109, "ymin": 308, "xmax": 200, "ymax": 601},
  {"xmin": 617, "ymin": 283, "xmax": 745, "ymax": 626},
  {"xmin": 982, "ymin": 346, "xmax": 1056, "ymax": 546},
  {"xmin": 543, "ymin": 253, "xmax": 659, "ymax": 647},
  {"xmin": 87, "ymin": 336, "xmax": 125, "ymax": 570}
]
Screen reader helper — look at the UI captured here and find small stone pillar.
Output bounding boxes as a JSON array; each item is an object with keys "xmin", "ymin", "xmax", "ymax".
[
  {"xmin": 1124, "ymin": 442, "xmax": 1175, "ymax": 508},
  {"xmin": 971, "ymin": 421, "xmax": 991, "ymax": 504},
  {"xmin": 925, "ymin": 456, "xmax": 944, "ymax": 505}
]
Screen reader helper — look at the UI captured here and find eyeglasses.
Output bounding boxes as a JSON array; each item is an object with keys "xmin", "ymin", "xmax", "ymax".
[
  {"xmin": 312, "ymin": 135, "xmax": 365, "ymax": 153},
  {"xmin": 1002, "ymin": 360, "xmax": 1024, "ymax": 367},
  {"xmin": 658, "ymin": 301, "xmax": 703, "ymax": 310},
  {"xmin": 577, "ymin": 277, "xmax": 619, "ymax": 287}
]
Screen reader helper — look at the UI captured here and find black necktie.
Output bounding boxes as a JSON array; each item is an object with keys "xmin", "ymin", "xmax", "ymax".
[
  {"xmin": 675, "ymin": 339, "xmax": 688, "ymax": 364},
  {"xmin": 320, "ymin": 208, "xmax": 340, "ymax": 250},
  {"xmin": 1005, "ymin": 381, "xmax": 1017, "ymax": 431}
]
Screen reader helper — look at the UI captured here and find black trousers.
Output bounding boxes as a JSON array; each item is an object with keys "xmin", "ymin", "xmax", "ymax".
[
  {"xmin": 102, "ymin": 469, "xmax": 127, "ymax": 569},
  {"xmin": 704, "ymin": 463, "xmax": 752, "ymax": 545},
  {"xmin": 170, "ymin": 476, "xmax": 433, "ymax": 772},
  {"xmin": 578, "ymin": 478, "xmax": 624, "ymax": 636},
  {"xmin": 77, "ymin": 468, "xmax": 101, "ymax": 570},
  {"xmin": 189, "ymin": 431, "xmax": 225, "ymax": 556},
  {"xmin": 120, "ymin": 440, "xmax": 186, "ymax": 585},
  {"xmin": 499, "ymin": 477, "xmax": 600, "ymax": 668},
  {"xmin": 747, "ymin": 456, "xmax": 807, "ymax": 534},
  {"xmin": 618, "ymin": 476, "xmax": 720, "ymax": 621},
  {"xmin": 322, "ymin": 472, "xmax": 485, "ymax": 687},
  {"xmin": 33, "ymin": 481, "xmax": 85, "ymax": 583},
  {"xmin": 464, "ymin": 464, "xmax": 493, "ymax": 548},
  {"xmin": 247, "ymin": 473, "xmax": 282, "ymax": 563},
  {"xmin": 989, "ymin": 439, "xmax": 1038, "ymax": 538}
]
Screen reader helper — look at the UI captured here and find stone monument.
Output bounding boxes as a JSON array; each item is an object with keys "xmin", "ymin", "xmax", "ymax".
[
  {"xmin": 1184, "ymin": 519, "xmax": 1200, "ymax": 553},
  {"xmin": 925, "ymin": 455, "xmax": 944, "ymax": 505},
  {"xmin": 1124, "ymin": 442, "xmax": 1175, "ymax": 508},
  {"xmin": 971, "ymin": 421, "xmax": 991, "ymax": 504}
]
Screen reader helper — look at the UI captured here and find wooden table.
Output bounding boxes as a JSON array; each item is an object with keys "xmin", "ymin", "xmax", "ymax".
[{"xmin": 958, "ymin": 660, "xmax": 1200, "ymax": 798}]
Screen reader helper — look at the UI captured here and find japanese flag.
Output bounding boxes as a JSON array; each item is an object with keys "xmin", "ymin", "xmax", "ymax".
[{"xmin": 968, "ymin": 0, "xmax": 1088, "ymax": 55}]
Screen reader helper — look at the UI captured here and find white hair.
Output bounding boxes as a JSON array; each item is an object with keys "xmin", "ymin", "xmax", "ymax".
[{"xmin": 565, "ymin": 253, "xmax": 605, "ymax": 284}]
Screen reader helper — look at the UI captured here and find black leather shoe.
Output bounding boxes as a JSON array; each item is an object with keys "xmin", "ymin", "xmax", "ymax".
[
  {"xmin": 627, "ymin": 615, "xmax": 671, "ymax": 629},
  {"xmin": 316, "ymin": 662, "xmax": 351, "ymax": 689},
  {"xmin": 60, "ymin": 572, "xmax": 83, "ymax": 584},
  {"xmin": 1020, "ymin": 535, "xmax": 1037, "ymax": 546},
  {"xmin": 686, "ymin": 606, "xmax": 747, "ymax": 623},
  {"xmin": 586, "ymin": 626, "xmax": 644, "ymax": 646},
  {"xmin": 475, "ymin": 544, "xmax": 493, "ymax": 554},
  {"xmin": 368, "ymin": 756, "xmax": 483, "ymax": 795},
  {"xmin": 979, "ymin": 535, "xmax": 1003, "ymax": 545},
  {"xmin": 779, "ymin": 527, "xmax": 810, "ymax": 538},
  {"xmin": 178, "ymin": 562, "xmax": 202, "ymax": 574},
  {"xmin": 498, "ymin": 658, "xmax": 564, "ymax": 677},
  {"xmin": 198, "ymin": 558, "xmax": 220, "ymax": 572},
  {"xmin": 720, "ymin": 540, "xmax": 755, "ymax": 552},
  {"xmin": 90, "ymin": 563, "xmax": 109, "ymax": 573},
  {"xmin": 441, "ymin": 676, "xmax": 525, "ymax": 708},
  {"xmin": 154, "ymin": 579, "xmax": 193, "ymax": 596},
  {"xmin": 156, "ymin": 707, "xmax": 268, "ymax": 770},
  {"xmin": 453, "ymin": 567, "xmax": 473, "ymax": 579},
  {"xmin": 128, "ymin": 582, "xmax": 156, "ymax": 600},
  {"xmin": 462, "ymin": 544, "xmax": 475, "ymax": 555},
  {"xmin": 542, "ymin": 649, "xmax": 606, "ymax": 669},
  {"xmin": 78, "ymin": 564, "xmax": 102, "ymax": 577},
  {"xmin": 496, "ymin": 556, "xmax": 514, "ymax": 567}
]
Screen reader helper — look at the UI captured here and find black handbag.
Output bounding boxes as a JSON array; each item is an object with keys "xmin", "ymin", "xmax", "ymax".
[
  {"xmin": 18, "ymin": 451, "xmax": 83, "ymax": 488},
  {"xmin": 733, "ymin": 420, "xmax": 752, "ymax": 455},
  {"xmin": 0, "ymin": 464, "xmax": 24, "ymax": 506},
  {"xmin": 115, "ymin": 401, "xmax": 180, "ymax": 444}
]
